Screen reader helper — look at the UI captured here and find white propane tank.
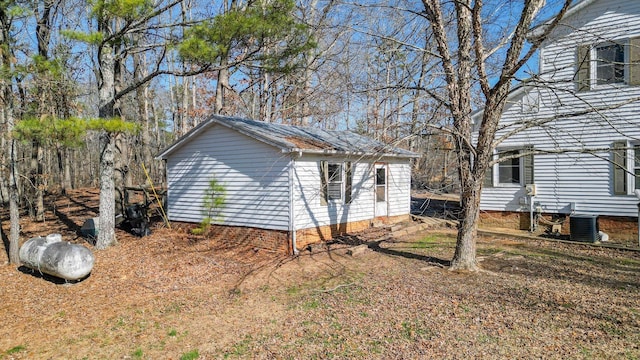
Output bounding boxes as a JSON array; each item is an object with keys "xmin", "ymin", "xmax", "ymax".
[{"xmin": 19, "ymin": 235, "xmax": 95, "ymax": 281}]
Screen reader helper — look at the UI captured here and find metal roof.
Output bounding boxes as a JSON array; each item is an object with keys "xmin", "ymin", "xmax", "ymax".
[{"xmin": 157, "ymin": 115, "xmax": 420, "ymax": 159}]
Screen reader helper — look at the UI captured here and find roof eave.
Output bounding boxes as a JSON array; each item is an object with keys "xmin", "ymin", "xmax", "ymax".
[
  {"xmin": 285, "ymin": 148, "xmax": 420, "ymax": 159},
  {"xmin": 156, "ymin": 119, "xmax": 213, "ymax": 160},
  {"xmin": 156, "ymin": 115, "xmax": 293, "ymax": 160},
  {"xmin": 157, "ymin": 114, "xmax": 421, "ymax": 160},
  {"xmin": 529, "ymin": 0, "xmax": 596, "ymax": 41}
]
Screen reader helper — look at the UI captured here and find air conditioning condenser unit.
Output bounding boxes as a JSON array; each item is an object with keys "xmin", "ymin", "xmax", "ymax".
[{"xmin": 569, "ymin": 214, "xmax": 599, "ymax": 243}]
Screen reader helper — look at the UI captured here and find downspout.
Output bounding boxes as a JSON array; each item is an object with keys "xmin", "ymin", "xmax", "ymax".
[
  {"xmin": 289, "ymin": 153, "xmax": 299, "ymax": 255},
  {"xmin": 527, "ymin": 183, "xmax": 533, "ymax": 232}
]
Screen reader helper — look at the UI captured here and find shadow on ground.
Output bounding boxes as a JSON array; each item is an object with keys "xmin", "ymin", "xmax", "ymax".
[
  {"xmin": 368, "ymin": 239, "xmax": 451, "ymax": 267},
  {"xmin": 411, "ymin": 195, "xmax": 461, "ymax": 220}
]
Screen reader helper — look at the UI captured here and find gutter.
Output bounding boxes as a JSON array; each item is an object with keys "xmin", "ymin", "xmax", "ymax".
[
  {"xmin": 288, "ymin": 154, "xmax": 299, "ymax": 255},
  {"xmin": 283, "ymin": 148, "xmax": 420, "ymax": 159},
  {"xmin": 529, "ymin": 0, "xmax": 596, "ymax": 40}
]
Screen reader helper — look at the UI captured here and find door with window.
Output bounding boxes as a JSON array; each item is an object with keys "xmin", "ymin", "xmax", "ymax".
[{"xmin": 375, "ymin": 164, "xmax": 387, "ymax": 217}]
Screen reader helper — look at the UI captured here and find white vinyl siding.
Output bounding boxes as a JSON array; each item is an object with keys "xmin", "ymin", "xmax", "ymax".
[
  {"xmin": 292, "ymin": 156, "xmax": 375, "ymax": 231},
  {"xmin": 166, "ymin": 125, "xmax": 291, "ymax": 230},
  {"xmin": 477, "ymin": 0, "xmax": 640, "ymax": 218},
  {"xmin": 634, "ymin": 144, "xmax": 640, "ymax": 190},
  {"xmin": 387, "ymin": 161, "xmax": 412, "ymax": 216},
  {"xmin": 480, "ymin": 103, "xmax": 640, "ymax": 216},
  {"xmin": 165, "ymin": 125, "xmax": 414, "ymax": 233}
]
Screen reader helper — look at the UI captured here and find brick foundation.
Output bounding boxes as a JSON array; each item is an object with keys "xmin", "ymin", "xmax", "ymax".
[
  {"xmin": 176, "ymin": 223, "xmax": 292, "ymax": 254},
  {"xmin": 295, "ymin": 215, "xmax": 410, "ymax": 250},
  {"xmin": 174, "ymin": 215, "xmax": 411, "ymax": 255},
  {"xmin": 479, "ymin": 210, "xmax": 638, "ymax": 242},
  {"xmin": 209, "ymin": 225, "xmax": 292, "ymax": 254}
]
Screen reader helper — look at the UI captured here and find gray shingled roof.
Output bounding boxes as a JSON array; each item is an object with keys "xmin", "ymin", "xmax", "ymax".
[{"xmin": 158, "ymin": 115, "xmax": 419, "ymax": 159}]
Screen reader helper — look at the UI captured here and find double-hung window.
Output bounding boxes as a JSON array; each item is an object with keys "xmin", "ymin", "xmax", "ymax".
[
  {"xmin": 327, "ymin": 163, "xmax": 343, "ymax": 200},
  {"xmin": 319, "ymin": 161, "xmax": 353, "ymax": 205},
  {"xmin": 498, "ymin": 149, "xmax": 522, "ymax": 184},
  {"xmin": 484, "ymin": 147, "xmax": 534, "ymax": 187},
  {"xmin": 521, "ymin": 91, "xmax": 540, "ymax": 114},
  {"xmin": 576, "ymin": 37, "xmax": 640, "ymax": 91},
  {"xmin": 612, "ymin": 141, "xmax": 640, "ymax": 195}
]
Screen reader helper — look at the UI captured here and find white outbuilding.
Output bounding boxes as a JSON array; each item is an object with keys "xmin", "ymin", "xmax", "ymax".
[{"xmin": 157, "ymin": 115, "xmax": 419, "ymax": 254}]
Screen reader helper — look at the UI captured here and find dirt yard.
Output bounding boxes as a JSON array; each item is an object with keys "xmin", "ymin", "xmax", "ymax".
[{"xmin": 1, "ymin": 189, "xmax": 639, "ymax": 359}]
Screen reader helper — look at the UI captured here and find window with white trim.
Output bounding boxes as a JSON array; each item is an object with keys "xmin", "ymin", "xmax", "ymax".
[
  {"xmin": 576, "ymin": 37, "xmax": 640, "ymax": 91},
  {"xmin": 498, "ymin": 149, "xmax": 522, "ymax": 184},
  {"xmin": 485, "ymin": 147, "xmax": 534, "ymax": 187},
  {"xmin": 319, "ymin": 161, "xmax": 353, "ymax": 205},
  {"xmin": 611, "ymin": 140, "xmax": 640, "ymax": 195}
]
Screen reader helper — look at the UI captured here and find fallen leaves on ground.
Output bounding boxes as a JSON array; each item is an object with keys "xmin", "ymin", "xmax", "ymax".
[{"xmin": 1, "ymin": 189, "xmax": 639, "ymax": 359}]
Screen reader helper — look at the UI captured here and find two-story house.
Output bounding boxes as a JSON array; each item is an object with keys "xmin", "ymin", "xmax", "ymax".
[{"xmin": 474, "ymin": 0, "xmax": 640, "ymax": 241}]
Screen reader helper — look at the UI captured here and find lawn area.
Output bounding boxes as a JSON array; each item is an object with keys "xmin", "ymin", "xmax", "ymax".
[{"xmin": 1, "ymin": 223, "xmax": 639, "ymax": 359}]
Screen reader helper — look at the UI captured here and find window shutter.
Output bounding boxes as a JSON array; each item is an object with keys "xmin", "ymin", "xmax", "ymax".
[
  {"xmin": 319, "ymin": 161, "xmax": 328, "ymax": 206},
  {"xmin": 483, "ymin": 166, "xmax": 494, "ymax": 188},
  {"xmin": 483, "ymin": 152, "xmax": 495, "ymax": 188},
  {"xmin": 576, "ymin": 44, "xmax": 591, "ymax": 92},
  {"xmin": 345, "ymin": 162, "xmax": 353, "ymax": 204},
  {"xmin": 523, "ymin": 146, "xmax": 534, "ymax": 185},
  {"xmin": 612, "ymin": 141, "xmax": 627, "ymax": 195},
  {"xmin": 628, "ymin": 37, "xmax": 640, "ymax": 85}
]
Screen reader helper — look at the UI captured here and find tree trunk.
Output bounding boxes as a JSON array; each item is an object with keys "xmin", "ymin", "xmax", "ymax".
[
  {"xmin": 0, "ymin": 145, "xmax": 7, "ymax": 204},
  {"xmin": 182, "ymin": 77, "xmax": 191, "ymax": 131},
  {"xmin": 30, "ymin": 140, "xmax": 45, "ymax": 221},
  {"xmin": 8, "ymin": 137, "xmax": 20, "ymax": 264},
  {"xmin": 63, "ymin": 148, "xmax": 72, "ymax": 192},
  {"xmin": 96, "ymin": 28, "xmax": 117, "ymax": 249},
  {"xmin": 96, "ymin": 132, "xmax": 116, "ymax": 249},
  {"xmin": 261, "ymin": 71, "xmax": 270, "ymax": 122},
  {"xmin": 215, "ymin": 67, "xmax": 228, "ymax": 114},
  {"xmin": 112, "ymin": 34, "xmax": 128, "ymax": 218},
  {"xmin": 4, "ymin": 85, "xmax": 20, "ymax": 264},
  {"xmin": 1, "ymin": 5, "xmax": 19, "ymax": 264},
  {"xmin": 58, "ymin": 147, "xmax": 72, "ymax": 194},
  {"xmin": 450, "ymin": 179, "xmax": 481, "ymax": 271},
  {"xmin": 152, "ymin": 101, "xmax": 161, "ymax": 182},
  {"xmin": 33, "ymin": 0, "xmax": 54, "ymax": 222},
  {"xmin": 141, "ymin": 91, "xmax": 153, "ymax": 173},
  {"xmin": 134, "ymin": 47, "xmax": 153, "ymax": 173},
  {"xmin": 114, "ymin": 133, "xmax": 128, "ymax": 217}
]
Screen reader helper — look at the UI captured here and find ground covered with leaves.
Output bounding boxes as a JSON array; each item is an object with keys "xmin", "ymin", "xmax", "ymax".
[{"xmin": 1, "ymin": 190, "xmax": 639, "ymax": 359}]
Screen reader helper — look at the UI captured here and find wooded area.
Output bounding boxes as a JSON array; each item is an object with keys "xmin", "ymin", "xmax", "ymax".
[
  {"xmin": 3, "ymin": 0, "xmax": 630, "ymax": 271},
  {"xmin": 0, "ymin": 0, "xmax": 464, "ymax": 261}
]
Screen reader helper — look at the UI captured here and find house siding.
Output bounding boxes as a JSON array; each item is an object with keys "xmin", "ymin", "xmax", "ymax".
[
  {"xmin": 291, "ymin": 156, "xmax": 412, "ymax": 229},
  {"xmin": 388, "ymin": 161, "xmax": 412, "ymax": 216},
  {"xmin": 479, "ymin": 0, "xmax": 640, "ymax": 218},
  {"xmin": 166, "ymin": 125, "xmax": 291, "ymax": 230},
  {"xmin": 291, "ymin": 155, "xmax": 376, "ymax": 232},
  {"xmin": 291, "ymin": 156, "xmax": 412, "ymax": 247}
]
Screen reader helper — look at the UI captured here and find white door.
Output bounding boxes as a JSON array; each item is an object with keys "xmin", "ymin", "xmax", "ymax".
[{"xmin": 375, "ymin": 164, "xmax": 387, "ymax": 217}]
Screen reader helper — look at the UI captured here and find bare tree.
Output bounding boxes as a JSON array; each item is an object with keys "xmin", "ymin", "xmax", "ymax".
[
  {"xmin": 419, "ymin": 0, "xmax": 573, "ymax": 271},
  {"xmin": 0, "ymin": 2, "xmax": 20, "ymax": 264}
]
